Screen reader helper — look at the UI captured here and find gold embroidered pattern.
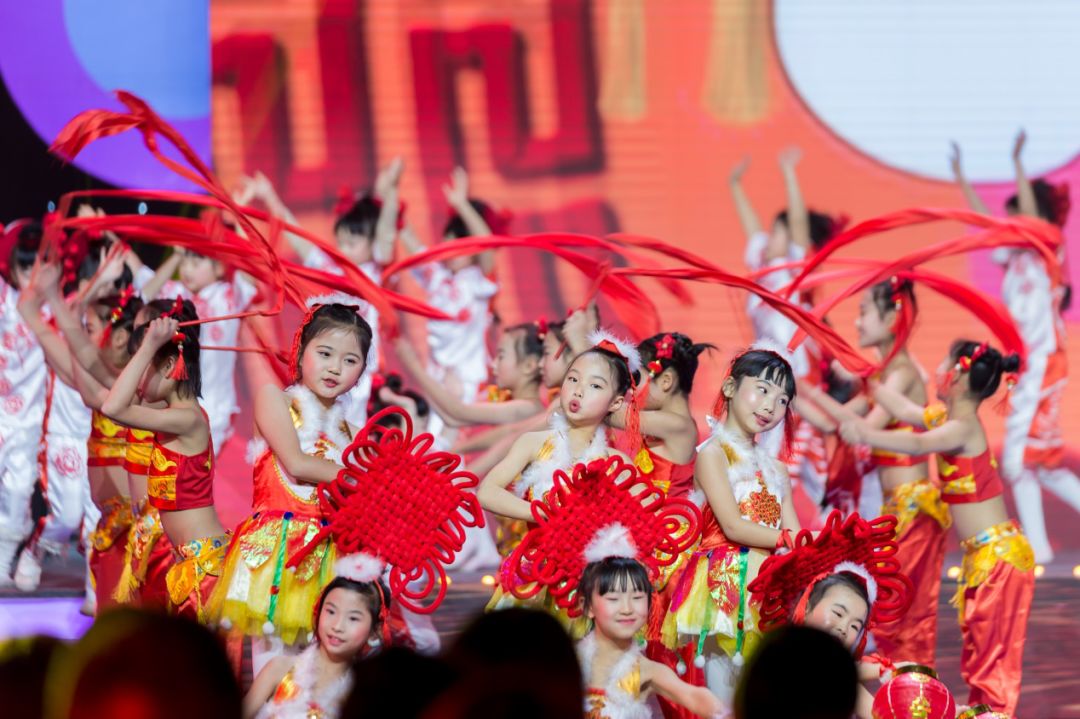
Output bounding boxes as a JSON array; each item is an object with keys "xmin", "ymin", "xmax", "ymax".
[
  {"xmin": 739, "ymin": 474, "xmax": 782, "ymax": 528},
  {"xmin": 882, "ymin": 478, "xmax": 952, "ymax": 535},
  {"xmin": 952, "ymin": 520, "xmax": 1034, "ymax": 612}
]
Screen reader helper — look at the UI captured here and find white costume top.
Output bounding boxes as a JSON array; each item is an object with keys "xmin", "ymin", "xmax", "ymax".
[
  {"xmin": 697, "ymin": 419, "xmax": 787, "ymax": 529},
  {"xmin": 47, "ymin": 373, "xmax": 91, "ymax": 440},
  {"xmin": 994, "ymin": 248, "xmax": 1061, "ymax": 358},
  {"xmin": 0, "ymin": 282, "xmax": 46, "ymax": 434},
  {"xmin": 744, "ymin": 231, "xmax": 811, "ymax": 379},
  {"xmin": 254, "ymin": 643, "xmax": 353, "ymax": 719},
  {"xmin": 414, "ymin": 263, "xmax": 497, "ymax": 386}
]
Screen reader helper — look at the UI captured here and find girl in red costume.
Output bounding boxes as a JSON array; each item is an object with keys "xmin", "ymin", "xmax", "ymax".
[
  {"xmin": 841, "ymin": 340, "xmax": 1034, "ymax": 716},
  {"xmin": 799, "ymin": 278, "xmax": 948, "ymax": 667},
  {"xmin": 210, "ymin": 300, "xmax": 373, "ymax": 675},
  {"xmin": 101, "ymin": 299, "xmax": 228, "ymax": 623},
  {"xmin": 952, "ymin": 132, "xmax": 1080, "ymax": 564},
  {"xmin": 615, "ymin": 333, "xmax": 713, "ymax": 501}
]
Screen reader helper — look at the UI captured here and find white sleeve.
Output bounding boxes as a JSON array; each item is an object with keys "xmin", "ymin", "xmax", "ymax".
[
  {"xmin": 744, "ymin": 230, "xmax": 770, "ymax": 270},
  {"xmin": 1007, "ymin": 261, "xmax": 1057, "ymax": 356},
  {"xmin": 132, "ymin": 265, "xmax": 156, "ymax": 292},
  {"xmin": 233, "ymin": 272, "xmax": 258, "ymax": 312}
]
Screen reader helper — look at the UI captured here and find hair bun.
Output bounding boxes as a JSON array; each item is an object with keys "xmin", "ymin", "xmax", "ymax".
[{"xmin": 1001, "ymin": 353, "xmax": 1022, "ymax": 374}]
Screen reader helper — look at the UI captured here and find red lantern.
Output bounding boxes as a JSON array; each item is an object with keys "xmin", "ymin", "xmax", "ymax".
[
  {"xmin": 956, "ymin": 706, "xmax": 1009, "ymax": 719},
  {"xmin": 872, "ymin": 665, "xmax": 956, "ymax": 719}
]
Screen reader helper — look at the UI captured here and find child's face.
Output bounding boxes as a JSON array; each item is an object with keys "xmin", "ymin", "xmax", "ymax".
[
  {"xmin": 560, "ymin": 353, "xmax": 624, "ymax": 423},
  {"xmin": 587, "ymin": 582, "xmax": 649, "ymax": 642},
  {"xmin": 725, "ymin": 370, "xmax": 790, "ymax": 435},
  {"xmin": 317, "ymin": 587, "xmax": 374, "ymax": 661},
  {"xmin": 300, "ymin": 327, "xmax": 366, "ymax": 401},
  {"xmin": 855, "ymin": 292, "xmax": 892, "ymax": 349},
  {"xmin": 541, "ymin": 333, "xmax": 570, "ymax": 389},
  {"xmin": 805, "ymin": 584, "xmax": 868, "ymax": 650},
  {"xmin": 335, "ymin": 228, "xmax": 374, "ymax": 266},
  {"xmin": 444, "ymin": 253, "xmax": 474, "ymax": 273},
  {"xmin": 178, "ymin": 250, "xmax": 224, "ymax": 294},
  {"xmin": 84, "ymin": 306, "xmax": 107, "ymax": 348},
  {"xmin": 492, "ymin": 331, "xmax": 527, "ymax": 390}
]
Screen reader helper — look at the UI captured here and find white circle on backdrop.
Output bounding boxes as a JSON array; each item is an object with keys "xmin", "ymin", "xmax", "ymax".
[{"xmin": 774, "ymin": 0, "xmax": 1080, "ymax": 181}]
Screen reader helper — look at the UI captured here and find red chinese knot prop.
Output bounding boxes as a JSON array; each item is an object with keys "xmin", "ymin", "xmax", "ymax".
[{"xmin": 287, "ymin": 407, "xmax": 484, "ymax": 614}]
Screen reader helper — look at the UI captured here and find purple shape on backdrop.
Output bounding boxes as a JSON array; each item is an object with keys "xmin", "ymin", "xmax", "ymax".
[{"xmin": 0, "ymin": 0, "xmax": 209, "ymax": 191}]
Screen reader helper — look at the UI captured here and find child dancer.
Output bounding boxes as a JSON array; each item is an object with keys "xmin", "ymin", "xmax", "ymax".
[
  {"xmin": 616, "ymin": 333, "xmax": 712, "ymax": 499},
  {"xmin": 748, "ymin": 510, "xmax": 915, "ymax": 719},
  {"xmin": 501, "ymin": 453, "xmax": 723, "ymax": 718},
  {"xmin": 841, "ymin": 340, "xmax": 1034, "ymax": 716},
  {"xmin": 799, "ymin": 279, "xmax": 948, "ymax": 666},
  {"xmin": 398, "ymin": 167, "xmax": 503, "ymax": 443},
  {"xmin": 246, "ymin": 403, "xmax": 484, "ymax": 717},
  {"xmin": 101, "ymin": 300, "xmax": 229, "ymax": 622},
  {"xmin": 146, "ymin": 248, "xmax": 257, "ymax": 455},
  {"xmin": 244, "ymin": 574, "xmax": 386, "ymax": 719},
  {"xmin": 733, "ymin": 150, "xmax": 846, "ymax": 511},
  {"xmin": 478, "ymin": 330, "xmax": 639, "ymax": 628},
  {"xmin": 210, "ymin": 301, "xmax": 371, "ymax": 673},
  {"xmin": 0, "ymin": 224, "xmax": 48, "ymax": 587},
  {"xmin": 952, "ymin": 133, "xmax": 1080, "ymax": 563},
  {"xmin": 655, "ymin": 347, "xmax": 801, "ymax": 703},
  {"xmin": 244, "ymin": 162, "xmax": 400, "ymax": 426}
]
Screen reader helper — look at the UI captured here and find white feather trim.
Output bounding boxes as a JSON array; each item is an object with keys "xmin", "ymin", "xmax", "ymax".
[
  {"xmin": 285, "ymin": 384, "xmax": 352, "ymax": 465},
  {"xmin": 305, "ymin": 291, "xmax": 363, "ymax": 310},
  {"xmin": 576, "ymin": 633, "xmax": 651, "ymax": 719},
  {"xmin": 698, "ymin": 420, "xmax": 786, "ymax": 528},
  {"xmin": 587, "ymin": 328, "xmax": 643, "ymax": 375},
  {"xmin": 749, "ymin": 335, "xmax": 796, "ymax": 364},
  {"xmin": 334, "ymin": 552, "xmax": 385, "ymax": 583},
  {"xmin": 515, "ymin": 412, "xmax": 609, "ymax": 500},
  {"xmin": 833, "ymin": 560, "xmax": 878, "ymax": 607},
  {"xmin": 584, "ymin": 523, "xmax": 639, "ymax": 563},
  {"xmin": 244, "ymin": 437, "xmax": 268, "ymax": 466},
  {"xmin": 253, "ymin": 643, "xmax": 353, "ymax": 719}
]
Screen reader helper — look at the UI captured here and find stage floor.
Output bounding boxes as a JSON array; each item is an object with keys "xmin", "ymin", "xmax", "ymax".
[{"xmin": 3, "ymin": 550, "xmax": 1079, "ymax": 718}]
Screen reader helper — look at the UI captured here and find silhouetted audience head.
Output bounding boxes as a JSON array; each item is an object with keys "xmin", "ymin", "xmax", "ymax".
[
  {"xmin": 342, "ymin": 646, "xmax": 457, "ymax": 719},
  {"xmin": 735, "ymin": 625, "xmax": 857, "ymax": 719},
  {"xmin": 435, "ymin": 608, "xmax": 583, "ymax": 718},
  {"xmin": 0, "ymin": 635, "xmax": 68, "ymax": 719},
  {"xmin": 45, "ymin": 609, "xmax": 240, "ymax": 719}
]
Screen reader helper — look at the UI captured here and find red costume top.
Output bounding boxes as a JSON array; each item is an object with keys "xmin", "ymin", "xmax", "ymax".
[
  {"xmin": 148, "ymin": 430, "xmax": 214, "ymax": 512},
  {"xmin": 936, "ymin": 449, "xmax": 1004, "ymax": 504},
  {"xmin": 872, "ymin": 418, "xmax": 929, "ymax": 468},
  {"xmin": 639, "ymin": 444, "xmax": 695, "ymax": 499},
  {"xmin": 87, "ymin": 410, "xmax": 128, "ymax": 467},
  {"xmin": 124, "ymin": 427, "xmax": 155, "ymax": 476}
]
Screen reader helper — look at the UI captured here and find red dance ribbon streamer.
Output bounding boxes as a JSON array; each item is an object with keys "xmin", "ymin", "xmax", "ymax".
[
  {"xmin": 782, "ymin": 207, "xmax": 1062, "ymax": 301},
  {"xmin": 609, "ymin": 265, "xmax": 874, "ymax": 375},
  {"xmin": 385, "ymin": 234, "xmax": 662, "ymax": 338}
]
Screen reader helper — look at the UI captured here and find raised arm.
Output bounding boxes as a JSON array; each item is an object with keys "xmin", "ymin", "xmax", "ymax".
[
  {"xmin": 696, "ymin": 439, "xmax": 782, "ymax": 548},
  {"xmin": 477, "ymin": 432, "xmax": 544, "ymax": 522},
  {"xmin": 371, "ymin": 158, "xmax": 404, "ymax": 267},
  {"xmin": 800, "ymin": 382, "xmax": 869, "ymax": 425},
  {"xmin": 1011, "ymin": 129, "xmax": 1040, "ymax": 218},
  {"xmin": 244, "ymin": 172, "xmax": 313, "ymax": 263},
  {"xmin": 100, "ymin": 317, "xmax": 204, "ymax": 436},
  {"xmin": 17, "ymin": 265, "xmax": 77, "ymax": 387},
  {"xmin": 443, "ymin": 167, "xmax": 496, "ymax": 275},
  {"xmin": 41, "ymin": 260, "xmax": 113, "ymax": 385},
  {"xmin": 140, "ymin": 251, "xmax": 182, "ymax": 301},
  {"xmin": 393, "ymin": 337, "xmax": 538, "ymax": 425},
  {"xmin": 729, "ymin": 157, "xmax": 763, "ymax": 239},
  {"xmin": 778, "ymin": 147, "xmax": 811, "ymax": 251},
  {"xmin": 255, "ymin": 384, "xmax": 342, "ymax": 484},
  {"xmin": 949, "ymin": 141, "xmax": 991, "ymax": 215}
]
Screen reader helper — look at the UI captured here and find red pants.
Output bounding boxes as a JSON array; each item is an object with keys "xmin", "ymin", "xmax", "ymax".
[
  {"xmin": 960, "ymin": 559, "xmax": 1034, "ymax": 716},
  {"xmin": 871, "ymin": 514, "xmax": 946, "ymax": 665},
  {"xmin": 139, "ymin": 537, "xmax": 175, "ymax": 610},
  {"xmin": 89, "ymin": 540, "xmax": 128, "ymax": 612}
]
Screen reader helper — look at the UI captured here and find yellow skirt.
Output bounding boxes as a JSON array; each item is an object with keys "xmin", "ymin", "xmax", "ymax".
[
  {"xmin": 206, "ymin": 511, "xmax": 335, "ymax": 645},
  {"xmin": 656, "ymin": 542, "xmax": 767, "ymax": 661},
  {"xmin": 953, "ymin": 520, "xmax": 1034, "ymax": 613}
]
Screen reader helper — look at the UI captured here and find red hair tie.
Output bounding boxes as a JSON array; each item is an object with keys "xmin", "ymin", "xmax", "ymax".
[
  {"xmin": 169, "ymin": 331, "xmax": 189, "ymax": 381},
  {"xmin": 1049, "ymin": 182, "xmax": 1071, "ymax": 227},
  {"xmin": 535, "ymin": 317, "xmax": 548, "ymax": 341}
]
